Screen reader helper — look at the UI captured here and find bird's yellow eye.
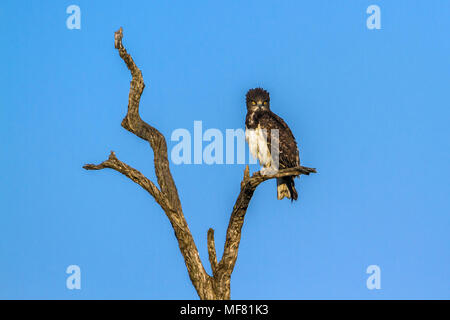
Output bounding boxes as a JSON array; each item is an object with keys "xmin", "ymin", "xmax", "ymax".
[
  {"xmin": 263, "ymin": 101, "xmax": 268, "ymax": 105},
  {"xmin": 251, "ymin": 101, "xmax": 256, "ymax": 106}
]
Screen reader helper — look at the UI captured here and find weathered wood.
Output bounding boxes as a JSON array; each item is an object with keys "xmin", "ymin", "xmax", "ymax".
[{"xmin": 83, "ymin": 28, "xmax": 316, "ymax": 300}]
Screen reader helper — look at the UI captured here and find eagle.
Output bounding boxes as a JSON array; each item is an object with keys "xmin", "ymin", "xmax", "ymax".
[{"xmin": 245, "ymin": 88, "xmax": 300, "ymax": 201}]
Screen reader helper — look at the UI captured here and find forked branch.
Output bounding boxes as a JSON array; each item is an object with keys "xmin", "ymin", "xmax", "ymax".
[{"xmin": 83, "ymin": 27, "xmax": 316, "ymax": 300}]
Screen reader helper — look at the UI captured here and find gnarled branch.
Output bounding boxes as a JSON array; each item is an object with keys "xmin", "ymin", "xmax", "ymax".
[
  {"xmin": 212, "ymin": 165, "xmax": 316, "ymax": 299},
  {"xmin": 83, "ymin": 151, "xmax": 169, "ymax": 211},
  {"xmin": 207, "ymin": 228, "xmax": 218, "ymax": 277},
  {"xmin": 83, "ymin": 27, "xmax": 316, "ymax": 300}
]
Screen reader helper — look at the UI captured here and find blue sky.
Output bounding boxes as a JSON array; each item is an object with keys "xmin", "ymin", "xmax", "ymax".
[{"xmin": 0, "ymin": 1, "xmax": 449, "ymax": 299}]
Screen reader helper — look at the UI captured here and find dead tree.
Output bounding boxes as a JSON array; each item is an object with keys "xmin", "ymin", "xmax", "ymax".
[{"xmin": 83, "ymin": 28, "xmax": 316, "ymax": 300}]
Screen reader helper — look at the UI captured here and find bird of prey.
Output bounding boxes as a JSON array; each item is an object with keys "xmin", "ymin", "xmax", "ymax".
[{"xmin": 245, "ymin": 88, "xmax": 300, "ymax": 201}]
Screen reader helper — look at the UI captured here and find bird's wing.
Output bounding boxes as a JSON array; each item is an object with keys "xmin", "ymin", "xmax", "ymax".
[{"xmin": 259, "ymin": 111, "xmax": 300, "ymax": 169}]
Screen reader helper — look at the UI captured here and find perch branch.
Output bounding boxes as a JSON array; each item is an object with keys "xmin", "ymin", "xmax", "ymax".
[{"xmin": 213, "ymin": 165, "xmax": 317, "ymax": 298}]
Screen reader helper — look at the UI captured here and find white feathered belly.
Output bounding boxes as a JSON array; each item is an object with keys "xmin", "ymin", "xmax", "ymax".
[{"xmin": 245, "ymin": 126, "xmax": 272, "ymax": 168}]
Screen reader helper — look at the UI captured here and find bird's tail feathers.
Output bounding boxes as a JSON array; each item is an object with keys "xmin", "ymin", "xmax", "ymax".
[{"xmin": 277, "ymin": 176, "xmax": 298, "ymax": 201}]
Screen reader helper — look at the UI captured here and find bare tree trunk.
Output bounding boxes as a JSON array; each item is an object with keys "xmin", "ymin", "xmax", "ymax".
[{"xmin": 83, "ymin": 28, "xmax": 316, "ymax": 300}]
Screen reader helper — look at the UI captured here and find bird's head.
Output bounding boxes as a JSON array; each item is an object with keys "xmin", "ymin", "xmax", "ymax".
[{"xmin": 246, "ymin": 87, "xmax": 270, "ymax": 111}]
